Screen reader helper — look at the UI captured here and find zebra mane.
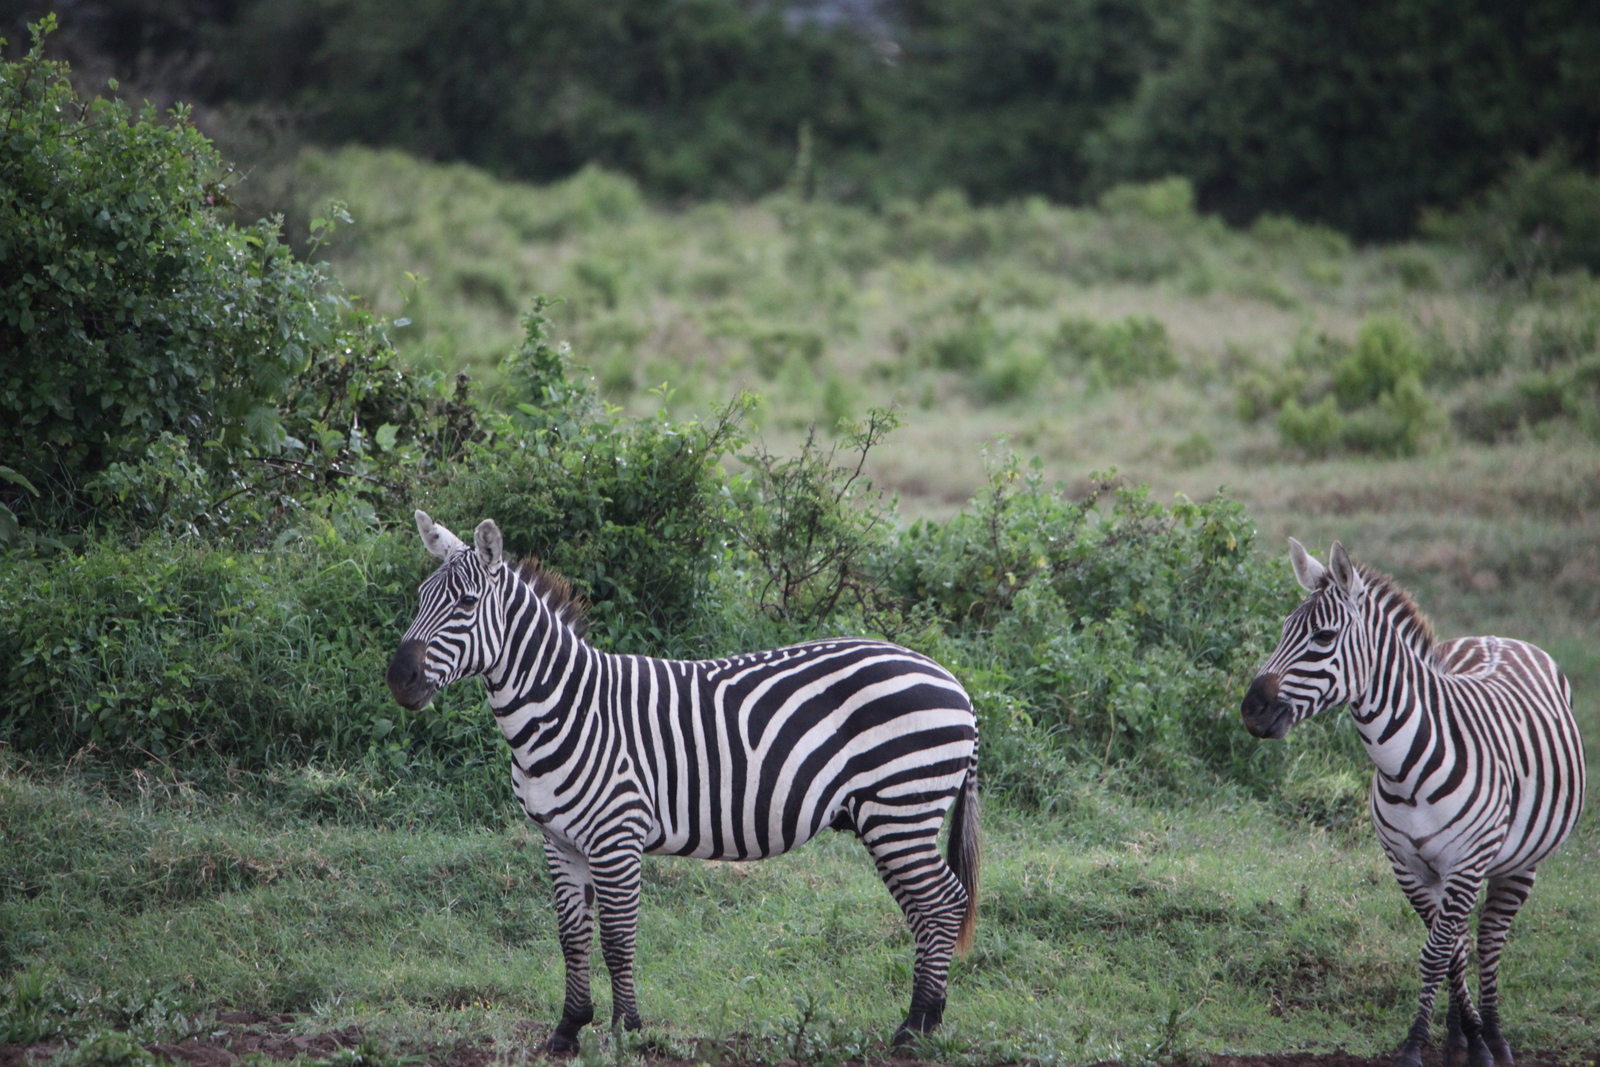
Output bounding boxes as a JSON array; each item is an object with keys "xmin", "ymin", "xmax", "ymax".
[
  {"xmin": 512, "ymin": 558, "xmax": 590, "ymax": 638},
  {"xmin": 1341, "ymin": 562, "xmax": 1437, "ymax": 656}
]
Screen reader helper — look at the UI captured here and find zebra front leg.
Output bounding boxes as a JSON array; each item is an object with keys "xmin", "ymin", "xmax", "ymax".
[
  {"xmin": 1397, "ymin": 890, "xmax": 1476, "ymax": 1067},
  {"xmin": 860, "ymin": 811, "xmax": 969, "ymax": 1048},
  {"xmin": 1443, "ymin": 934, "xmax": 1490, "ymax": 1067},
  {"xmin": 590, "ymin": 841, "xmax": 646, "ymax": 1033},
  {"xmin": 1477, "ymin": 870, "xmax": 1536, "ymax": 1066},
  {"xmin": 543, "ymin": 837, "xmax": 597, "ymax": 1053}
]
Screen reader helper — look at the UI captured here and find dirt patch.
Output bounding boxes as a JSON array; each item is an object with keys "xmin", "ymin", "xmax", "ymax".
[{"xmin": 1, "ymin": 1016, "xmax": 1593, "ymax": 1067}]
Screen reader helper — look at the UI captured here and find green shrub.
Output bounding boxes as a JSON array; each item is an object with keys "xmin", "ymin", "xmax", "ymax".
[
  {"xmin": 1277, "ymin": 396, "xmax": 1343, "ymax": 457},
  {"xmin": 1261, "ymin": 317, "xmax": 1437, "ymax": 457},
  {"xmin": 918, "ymin": 292, "xmax": 999, "ymax": 371},
  {"xmin": 1332, "ymin": 316, "xmax": 1429, "ymax": 409},
  {"xmin": 1234, "ymin": 369, "xmax": 1307, "ymax": 422},
  {"xmin": 1097, "ymin": 177, "xmax": 1198, "ymax": 222},
  {"xmin": 1427, "ymin": 154, "xmax": 1600, "ymax": 278},
  {"xmin": 433, "ymin": 310, "xmax": 750, "ymax": 654},
  {"xmin": 1338, "ymin": 375, "xmax": 1436, "ymax": 456},
  {"xmin": 0, "ymin": 20, "xmax": 337, "ymax": 489},
  {"xmin": 0, "ymin": 528, "xmax": 502, "ymax": 775},
  {"xmin": 728, "ymin": 410, "xmax": 900, "ymax": 630},
  {"xmin": 1054, "ymin": 314, "xmax": 1178, "ymax": 386},
  {"xmin": 890, "ymin": 457, "xmax": 1298, "ymax": 791},
  {"xmin": 977, "ymin": 345, "xmax": 1049, "ymax": 402}
]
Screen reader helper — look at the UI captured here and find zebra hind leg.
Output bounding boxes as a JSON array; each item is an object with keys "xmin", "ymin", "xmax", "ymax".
[
  {"xmin": 1477, "ymin": 870, "xmax": 1537, "ymax": 1066},
  {"xmin": 542, "ymin": 839, "xmax": 598, "ymax": 1053},
  {"xmin": 857, "ymin": 802, "xmax": 971, "ymax": 1049}
]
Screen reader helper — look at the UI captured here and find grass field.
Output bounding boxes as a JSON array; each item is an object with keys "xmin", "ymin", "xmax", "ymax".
[
  {"xmin": 4, "ymin": 147, "xmax": 1598, "ymax": 1064},
  {"xmin": 3, "ymin": 755, "xmax": 1596, "ymax": 1063}
]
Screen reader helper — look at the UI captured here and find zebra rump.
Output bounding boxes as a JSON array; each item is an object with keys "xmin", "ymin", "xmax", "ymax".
[{"xmin": 389, "ymin": 511, "xmax": 980, "ymax": 1050}]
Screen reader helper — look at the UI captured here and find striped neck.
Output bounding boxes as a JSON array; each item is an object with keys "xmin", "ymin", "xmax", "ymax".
[
  {"xmin": 484, "ymin": 568, "xmax": 600, "ymax": 718},
  {"xmin": 1347, "ymin": 577, "xmax": 1435, "ymax": 782},
  {"xmin": 1356, "ymin": 566, "xmax": 1436, "ymax": 661}
]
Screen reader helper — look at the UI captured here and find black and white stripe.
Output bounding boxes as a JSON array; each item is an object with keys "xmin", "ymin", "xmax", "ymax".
[
  {"xmin": 387, "ymin": 512, "xmax": 980, "ymax": 1050},
  {"xmin": 1242, "ymin": 539, "xmax": 1585, "ymax": 1067}
]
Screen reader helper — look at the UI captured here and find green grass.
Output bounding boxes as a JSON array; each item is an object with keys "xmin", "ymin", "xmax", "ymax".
[{"xmin": 3, "ymin": 756, "xmax": 1596, "ymax": 1062}]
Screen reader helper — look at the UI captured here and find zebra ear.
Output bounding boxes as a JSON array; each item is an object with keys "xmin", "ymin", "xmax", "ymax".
[
  {"xmin": 1327, "ymin": 540, "xmax": 1365, "ymax": 600},
  {"xmin": 1288, "ymin": 537, "xmax": 1325, "ymax": 591},
  {"xmin": 474, "ymin": 519, "xmax": 504, "ymax": 571},
  {"xmin": 416, "ymin": 510, "xmax": 466, "ymax": 559}
]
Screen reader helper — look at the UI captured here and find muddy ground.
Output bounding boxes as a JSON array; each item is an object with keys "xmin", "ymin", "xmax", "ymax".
[{"xmin": 1, "ymin": 1013, "xmax": 1594, "ymax": 1067}]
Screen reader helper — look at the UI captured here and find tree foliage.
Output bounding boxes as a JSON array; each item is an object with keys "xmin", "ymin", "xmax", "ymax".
[{"xmin": 10, "ymin": 0, "xmax": 1597, "ymax": 235}]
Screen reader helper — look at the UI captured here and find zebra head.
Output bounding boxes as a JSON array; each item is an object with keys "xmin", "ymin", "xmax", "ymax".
[
  {"xmin": 387, "ymin": 510, "xmax": 508, "ymax": 711},
  {"xmin": 1241, "ymin": 538, "xmax": 1373, "ymax": 739}
]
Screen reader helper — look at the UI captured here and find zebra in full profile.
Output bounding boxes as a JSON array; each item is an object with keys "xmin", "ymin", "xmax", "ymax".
[
  {"xmin": 1242, "ymin": 539, "xmax": 1585, "ymax": 1067},
  {"xmin": 386, "ymin": 511, "xmax": 980, "ymax": 1051}
]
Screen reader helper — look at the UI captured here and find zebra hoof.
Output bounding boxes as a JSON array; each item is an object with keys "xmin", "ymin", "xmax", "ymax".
[
  {"xmin": 1468, "ymin": 1037, "xmax": 1495, "ymax": 1067},
  {"xmin": 1485, "ymin": 1035, "xmax": 1513, "ymax": 1066},
  {"xmin": 892, "ymin": 1006, "xmax": 944, "ymax": 1050},
  {"xmin": 546, "ymin": 1008, "xmax": 594, "ymax": 1055},
  {"xmin": 1394, "ymin": 1042, "xmax": 1426, "ymax": 1067},
  {"xmin": 544, "ymin": 1032, "xmax": 579, "ymax": 1055}
]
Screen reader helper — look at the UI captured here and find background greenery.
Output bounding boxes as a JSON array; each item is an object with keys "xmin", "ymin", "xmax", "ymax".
[
  {"xmin": 2, "ymin": 14, "xmax": 1599, "ymax": 1066},
  {"xmin": 2, "ymin": 0, "xmax": 1598, "ymax": 238}
]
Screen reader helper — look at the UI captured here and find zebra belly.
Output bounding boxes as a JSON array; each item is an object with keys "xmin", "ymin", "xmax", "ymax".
[{"xmin": 1369, "ymin": 769, "xmax": 1511, "ymax": 884}]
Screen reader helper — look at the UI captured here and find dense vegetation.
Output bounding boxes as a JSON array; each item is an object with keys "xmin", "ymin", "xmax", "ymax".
[{"xmin": 4, "ymin": 0, "xmax": 1599, "ymax": 237}]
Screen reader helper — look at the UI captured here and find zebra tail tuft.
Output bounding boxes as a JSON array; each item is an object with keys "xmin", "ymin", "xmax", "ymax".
[{"xmin": 947, "ymin": 752, "xmax": 980, "ymax": 955}]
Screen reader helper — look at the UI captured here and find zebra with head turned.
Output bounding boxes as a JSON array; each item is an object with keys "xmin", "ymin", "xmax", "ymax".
[
  {"xmin": 386, "ymin": 511, "xmax": 980, "ymax": 1051},
  {"xmin": 1242, "ymin": 540, "xmax": 1585, "ymax": 1067}
]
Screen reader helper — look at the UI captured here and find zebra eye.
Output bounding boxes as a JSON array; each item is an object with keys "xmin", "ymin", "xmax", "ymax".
[
  {"xmin": 1312, "ymin": 628, "xmax": 1338, "ymax": 644},
  {"xmin": 459, "ymin": 593, "xmax": 480, "ymax": 608}
]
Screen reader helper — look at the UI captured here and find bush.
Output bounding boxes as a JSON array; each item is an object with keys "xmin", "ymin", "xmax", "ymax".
[
  {"xmin": 728, "ymin": 410, "xmax": 901, "ymax": 630},
  {"xmin": 0, "ymin": 528, "xmax": 495, "ymax": 774},
  {"xmin": 1427, "ymin": 154, "xmax": 1600, "ymax": 278},
  {"xmin": 890, "ymin": 456, "xmax": 1299, "ymax": 791},
  {"xmin": 1453, "ymin": 354, "xmax": 1600, "ymax": 443},
  {"xmin": 1332, "ymin": 316, "xmax": 1429, "ymax": 409},
  {"xmin": 0, "ymin": 20, "xmax": 337, "ymax": 490},
  {"xmin": 1277, "ymin": 397, "xmax": 1343, "ymax": 458},
  {"xmin": 433, "ymin": 309, "xmax": 750, "ymax": 655},
  {"xmin": 1054, "ymin": 314, "xmax": 1177, "ymax": 386}
]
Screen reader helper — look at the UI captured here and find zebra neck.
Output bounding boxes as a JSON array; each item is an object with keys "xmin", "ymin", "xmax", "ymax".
[
  {"xmin": 482, "ymin": 578, "xmax": 601, "ymax": 732},
  {"xmin": 1348, "ymin": 596, "xmax": 1435, "ymax": 784}
]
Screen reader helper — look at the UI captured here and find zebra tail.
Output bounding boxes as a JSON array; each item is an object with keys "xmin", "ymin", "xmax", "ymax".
[{"xmin": 947, "ymin": 753, "xmax": 980, "ymax": 955}]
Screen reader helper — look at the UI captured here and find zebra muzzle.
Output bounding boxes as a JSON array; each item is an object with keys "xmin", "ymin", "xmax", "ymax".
[
  {"xmin": 1240, "ymin": 673, "xmax": 1294, "ymax": 739},
  {"xmin": 386, "ymin": 639, "xmax": 438, "ymax": 711}
]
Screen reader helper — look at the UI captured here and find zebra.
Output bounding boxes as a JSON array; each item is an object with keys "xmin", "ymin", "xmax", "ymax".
[
  {"xmin": 386, "ymin": 511, "xmax": 980, "ymax": 1051},
  {"xmin": 1241, "ymin": 539, "xmax": 1585, "ymax": 1067}
]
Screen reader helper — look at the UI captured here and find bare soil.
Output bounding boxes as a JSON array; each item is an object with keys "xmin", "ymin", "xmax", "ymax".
[{"xmin": 1, "ymin": 1013, "xmax": 1593, "ymax": 1067}]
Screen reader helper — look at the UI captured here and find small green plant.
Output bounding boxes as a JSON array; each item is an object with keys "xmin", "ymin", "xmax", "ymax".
[
  {"xmin": 0, "ymin": 967, "xmax": 65, "ymax": 1044},
  {"xmin": 977, "ymin": 345, "xmax": 1048, "ymax": 402},
  {"xmin": 51, "ymin": 1030, "xmax": 167, "ymax": 1067}
]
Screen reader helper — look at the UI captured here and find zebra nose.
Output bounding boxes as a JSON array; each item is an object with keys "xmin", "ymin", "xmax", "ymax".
[
  {"xmin": 1241, "ymin": 673, "xmax": 1291, "ymax": 739},
  {"xmin": 387, "ymin": 639, "xmax": 435, "ymax": 709}
]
